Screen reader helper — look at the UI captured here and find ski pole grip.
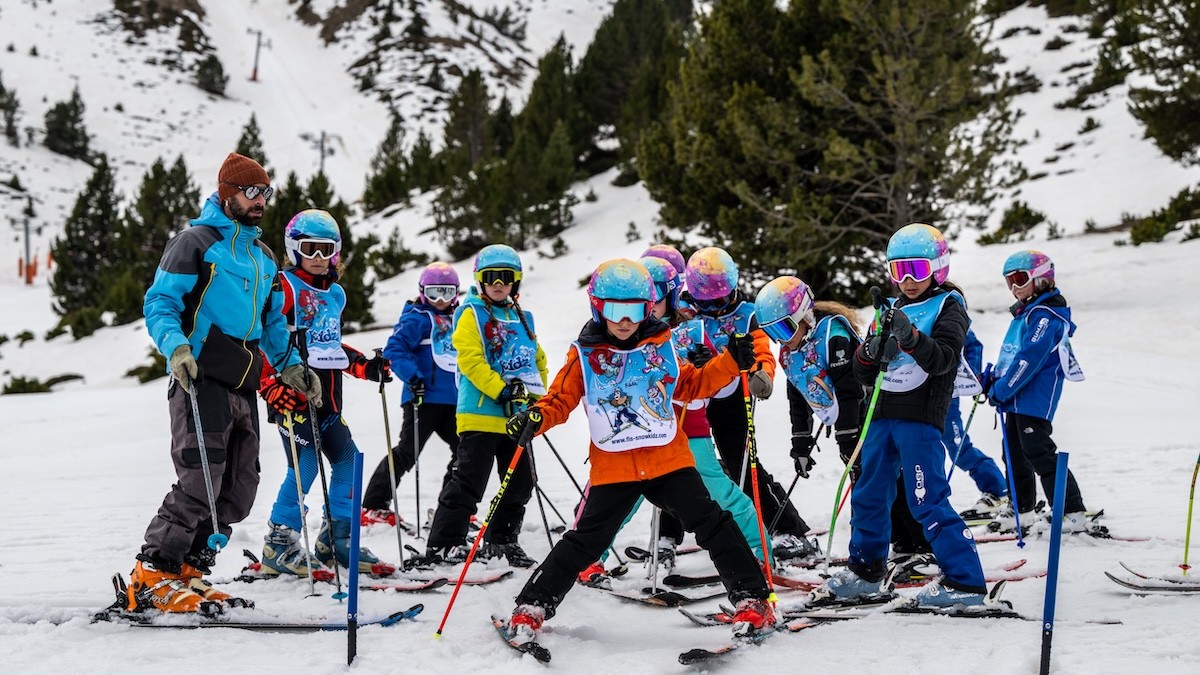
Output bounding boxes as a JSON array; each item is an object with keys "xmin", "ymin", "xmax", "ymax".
[{"xmin": 870, "ymin": 286, "xmax": 886, "ymax": 310}]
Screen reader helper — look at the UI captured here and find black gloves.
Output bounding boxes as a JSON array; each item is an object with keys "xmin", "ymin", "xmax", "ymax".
[
  {"xmin": 790, "ymin": 433, "xmax": 816, "ymax": 478},
  {"xmin": 883, "ymin": 308, "xmax": 918, "ymax": 351},
  {"xmin": 688, "ymin": 344, "xmax": 714, "ymax": 368},
  {"xmin": 408, "ymin": 379, "xmax": 427, "ymax": 399},
  {"xmin": 364, "ymin": 354, "xmax": 392, "ymax": 383},
  {"xmin": 728, "ymin": 333, "xmax": 756, "ymax": 371},
  {"xmin": 262, "ymin": 375, "xmax": 305, "ymax": 416},
  {"xmin": 505, "ymin": 408, "xmax": 543, "ymax": 444},
  {"xmin": 836, "ymin": 428, "xmax": 861, "ymax": 482},
  {"xmin": 498, "ymin": 379, "xmax": 531, "ymax": 417},
  {"xmin": 859, "ymin": 332, "xmax": 898, "ymax": 366}
]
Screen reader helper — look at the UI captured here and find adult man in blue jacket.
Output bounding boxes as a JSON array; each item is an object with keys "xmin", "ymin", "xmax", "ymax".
[{"xmin": 128, "ymin": 153, "xmax": 320, "ymax": 615}]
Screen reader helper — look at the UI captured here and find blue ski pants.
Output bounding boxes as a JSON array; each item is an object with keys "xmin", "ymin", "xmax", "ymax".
[
  {"xmin": 943, "ymin": 399, "xmax": 1008, "ymax": 497},
  {"xmin": 269, "ymin": 411, "xmax": 358, "ymax": 531}
]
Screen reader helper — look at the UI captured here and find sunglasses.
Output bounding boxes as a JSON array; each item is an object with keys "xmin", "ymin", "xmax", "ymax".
[
  {"xmin": 477, "ymin": 268, "xmax": 521, "ymax": 287},
  {"xmin": 888, "ymin": 258, "xmax": 935, "ymax": 284},
  {"xmin": 297, "ymin": 238, "xmax": 337, "ymax": 260},
  {"xmin": 224, "ymin": 183, "xmax": 275, "ymax": 201},
  {"xmin": 761, "ymin": 316, "xmax": 805, "ymax": 344},
  {"xmin": 423, "ymin": 285, "xmax": 458, "ymax": 302},
  {"xmin": 597, "ymin": 299, "xmax": 648, "ymax": 324}
]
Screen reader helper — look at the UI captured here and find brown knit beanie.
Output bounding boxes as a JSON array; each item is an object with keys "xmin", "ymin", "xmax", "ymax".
[{"xmin": 217, "ymin": 152, "xmax": 270, "ymax": 201}]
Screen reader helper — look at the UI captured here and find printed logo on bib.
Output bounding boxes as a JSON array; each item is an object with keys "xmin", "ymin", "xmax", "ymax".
[
  {"xmin": 290, "ymin": 277, "xmax": 349, "ymax": 370},
  {"xmin": 577, "ymin": 342, "xmax": 680, "ymax": 452},
  {"xmin": 429, "ymin": 312, "xmax": 458, "ymax": 372}
]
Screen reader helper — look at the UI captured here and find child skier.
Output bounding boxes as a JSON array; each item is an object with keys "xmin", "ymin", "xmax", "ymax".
[
  {"xmin": 682, "ymin": 247, "xmax": 818, "ymax": 560},
  {"xmin": 361, "ymin": 262, "xmax": 462, "ymax": 528},
  {"xmin": 812, "ymin": 223, "xmax": 987, "ymax": 608},
  {"xmin": 413, "ymin": 244, "xmax": 548, "ymax": 569},
  {"xmin": 258, "ymin": 210, "xmax": 392, "ymax": 576},
  {"xmin": 753, "ymin": 275, "xmax": 866, "ymax": 496},
  {"xmin": 985, "ymin": 250, "xmax": 1092, "ymax": 533},
  {"xmin": 948, "ymin": 328, "xmax": 1009, "ymax": 520},
  {"xmin": 574, "ymin": 256, "xmax": 770, "ymax": 582},
  {"xmin": 502, "ymin": 259, "xmax": 773, "ymax": 643}
]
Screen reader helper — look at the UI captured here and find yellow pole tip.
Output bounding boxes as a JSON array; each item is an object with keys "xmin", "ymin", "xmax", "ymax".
[
  {"xmin": 433, "ymin": 632, "xmax": 443, "ymax": 639},
  {"xmin": 767, "ymin": 592, "xmax": 779, "ymax": 604}
]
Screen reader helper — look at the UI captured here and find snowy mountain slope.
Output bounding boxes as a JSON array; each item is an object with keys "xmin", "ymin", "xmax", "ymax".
[{"xmin": 1, "ymin": 3, "xmax": 1200, "ymax": 673}]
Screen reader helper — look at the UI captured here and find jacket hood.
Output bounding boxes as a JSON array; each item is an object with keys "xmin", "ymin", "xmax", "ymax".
[{"xmin": 192, "ymin": 192, "xmax": 263, "ymax": 240}]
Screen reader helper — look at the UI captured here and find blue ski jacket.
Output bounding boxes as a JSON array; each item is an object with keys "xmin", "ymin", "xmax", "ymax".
[
  {"xmin": 383, "ymin": 299, "xmax": 459, "ymax": 406},
  {"xmin": 990, "ymin": 290, "xmax": 1075, "ymax": 421}
]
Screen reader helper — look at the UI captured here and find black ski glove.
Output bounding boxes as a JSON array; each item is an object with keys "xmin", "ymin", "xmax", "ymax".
[
  {"xmin": 728, "ymin": 333, "xmax": 757, "ymax": 371},
  {"xmin": 505, "ymin": 408, "xmax": 543, "ymax": 444},
  {"xmin": 790, "ymin": 433, "xmax": 816, "ymax": 478},
  {"xmin": 364, "ymin": 354, "xmax": 393, "ymax": 383},
  {"xmin": 688, "ymin": 344, "xmax": 714, "ymax": 368},
  {"xmin": 408, "ymin": 379, "xmax": 427, "ymax": 400},
  {"xmin": 883, "ymin": 308, "xmax": 918, "ymax": 351}
]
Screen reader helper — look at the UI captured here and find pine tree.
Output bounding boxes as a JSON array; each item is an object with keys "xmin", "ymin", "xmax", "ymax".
[
  {"xmin": 404, "ymin": 0, "xmax": 429, "ymax": 48},
  {"xmin": 443, "ymin": 69, "xmax": 493, "ymax": 173},
  {"xmin": 1128, "ymin": 1, "xmax": 1200, "ymax": 165},
  {"xmin": 43, "ymin": 85, "xmax": 89, "ymax": 159},
  {"xmin": 50, "ymin": 155, "xmax": 122, "ymax": 333},
  {"xmin": 407, "ymin": 129, "xmax": 441, "ymax": 192},
  {"xmin": 235, "ymin": 113, "xmax": 270, "ymax": 171},
  {"xmin": 259, "ymin": 171, "xmax": 305, "ymax": 250},
  {"xmin": 362, "ymin": 110, "xmax": 410, "ymax": 213},
  {"xmin": 0, "ymin": 69, "xmax": 20, "ymax": 147},
  {"xmin": 490, "ymin": 96, "xmax": 515, "ymax": 158},
  {"xmin": 195, "ymin": 54, "xmax": 228, "ymax": 96}
]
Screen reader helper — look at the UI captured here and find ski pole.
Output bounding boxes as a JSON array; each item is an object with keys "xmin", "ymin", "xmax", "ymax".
[
  {"xmin": 284, "ymin": 410, "xmax": 318, "ymax": 597},
  {"xmin": 945, "ymin": 395, "xmax": 982, "ymax": 483},
  {"xmin": 1040, "ymin": 451, "xmax": 1070, "ymax": 675},
  {"xmin": 534, "ymin": 484, "xmax": 570, "ymax": 530},
  {"xmin": 376, "ymin": 349, "xmax": 405, "ymax": 566},
  {"xmin": 826, "ymin": 287, "xmax": 889, "ymax": 568},
  {"xmin": 435, "ymin": 412, "xmax": 542, "ymax": 637},
  {"xmin": 769, "ymin": 423, "xmax": 823, "ymax": 536},
  {"xmin": 542, "ymin": 431, "xmax": 628, "ymax": 569},
  {"xmin": 648, "ymin": 507, "xmax": 662, "ymax": 591},
  {"xmin": 413, "ymin": 387, "xmax": 423, "ymax": 538},
  {"xmin": 185, "ymin": 375, "xmax": 228, "ymax": 552},
  {"xmin": 737, "ymin": 395, "xmax": 756, "ymax": 491},
  {"xmin": 295, "ymin": 327, "xmax": 345, "ymax": 600},
  {"xmin": 1182, "ymin": 448, "xmax": 1200, "ymax": 574},
  {"xmin": 347, "ymin": 450, "xmax": 364, "ymax": 665},
  {"xmin": 740, "ymin": 368, "xmax": 775, "ymax": 601},
  {"xmin": 527, "ymin": 439, "xmax": 555, "ymax": 550},
  {"xmin": 997, "ymin": 408, "xmax": 1026, "ymax": 548}
]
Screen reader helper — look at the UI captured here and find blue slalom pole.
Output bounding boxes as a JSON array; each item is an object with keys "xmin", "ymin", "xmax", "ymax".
[
  {"xmin": 1040, "ymin": 451, "xmax": 1070, "ymax": 675},
  {"xmin": 348, "ymin": 451, "xmax": 364, "ymax": 665},
  {"xmin": 997, "ymin": 409, "xmax": 1025, "ymax": 548}
]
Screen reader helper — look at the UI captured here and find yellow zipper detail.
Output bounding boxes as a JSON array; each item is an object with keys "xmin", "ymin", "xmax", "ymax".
[
  {"xmin": 235, "ymin": 230, "xmax": 262, "ymax": 389},
  {"xmin": 188, "ymin": 263, "xmax": 218, "ymax": 341}
]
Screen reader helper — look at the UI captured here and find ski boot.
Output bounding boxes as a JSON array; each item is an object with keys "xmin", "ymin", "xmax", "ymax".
[
  {"xmin": 809, "ymin": 567, "xmax": 893, "ymax": 606},
  {"xmin": 959, "ymin": 493, "xmax": 1006, "ymax": 521},
  {"xmin": 912, "ymin": 579, "xmax": 986, "ymax": 609},
  {"xmin": 316, "ymin": 519, "xmax": 392, "ymax": 575},
  {"xmin": 986, "ymin": 503, "xmax": 1037, "ymax": 535},
  {"xmin": 483, "ymin": 541, "xmax": 536, "ymax": 569},
  {"xmin": 771, "ymin": 533, "xmax": 820, "ymax": 563},
  {"xmin": 577, "ymin": 561, "xmax": 606, "ymax": 585},
  {"xmin": 889, "ymin": 551, "xmax": 939, "ymax": 585},
  {"xmin": 650, "ymin": 536, "xmax": 677, "ymax": 572},
  {"xmin": 506, "ymin": 604, "xmax": 546, "ymax": 646},
  {"xmin": 127, "ymin": 559, "xmax": 221, "ymax": 616},
  {"xmin": 360, "ymin": 508, "xmax": 397, "ymax": 527},
  {"xmin": 730, "ymin": 597, "xmax": 776, "ymax": 638},
  {"xmin": 402, "ymin": 543, "xmax": 470, "ymax": 571},
  {"xmin": 261, "ymin": 521, "xmax": 317, "ymax": 577},
  {"xmin": 1062, "ymin": 511, "xmax": 1108, "ymax": 535}
]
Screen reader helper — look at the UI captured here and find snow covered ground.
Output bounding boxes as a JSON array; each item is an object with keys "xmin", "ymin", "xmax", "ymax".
[{"xmin": 2, "ymin": 3, "xmax": 1200, "ymax": 674}]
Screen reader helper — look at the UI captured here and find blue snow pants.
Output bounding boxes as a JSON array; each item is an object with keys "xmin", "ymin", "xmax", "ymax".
[
  {"xmin": 943, "ymin": 399, "xmax": 1008, "ymax": 497},
  {"xmin": 269, "ymin": 411, "xmax": 358, "ymax": 530}
]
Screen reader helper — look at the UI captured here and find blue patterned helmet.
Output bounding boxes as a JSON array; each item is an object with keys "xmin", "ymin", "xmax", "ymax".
[
  {"xmin": 1002, "ymin": 250, "xmax": 1055, "ymax": 290},
  {"xmin": 284, "ymin": 209, "xmax": 342, "ymax": 267},
  {"xmin": 885, "ymin": 223, "xmax": 950, "ymax": 285},
  {"xmin": 754, "ymin": 276, "xmax": 815, "ymax": 344},
  {"xmin": 684, "ymin": 247, "xmax": 738, "ymax": 301},
  {"xmin": 639, "ymin": 256, "xmax": 681, "ymax": 312},
  {"xmin": 641, "ymin": 244, "xmax": 686, "ymax": 274},
  {"xmin": 588, "ymin": 258, "xmax": 654, "ymax": 324},
  {"xmin": 473, "ymin": 244, "xmax": 523, "ymax": 294}
]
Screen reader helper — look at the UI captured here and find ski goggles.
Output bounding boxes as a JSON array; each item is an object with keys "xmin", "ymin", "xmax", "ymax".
[
  {"xmin": 888, "ymin": 257, "xmax": 936, "ymax": 283},
  {"xmin": 296, "ymin": 239, "xmax": 338, "ymax": 260},
  {"xmin": 476, "ymin": 268, "xmax": 522, "ymax": 286},
  {"xmin": 1004, "ymin": 261, "xmax": 1052, "ymax": 289},
  {"xmin": 690, "ymin": 294, "xmax": 732, "ymax": 314},
  {"xmin": 596, "ymin": 299, "xmax": 648, "ymax": 324},
  {"xmin": 222, "ymin": 183, "xmax": 275, "ymax": 201},
  {"xmin": 422, "ymin": 284, "xmax": 458, "ymax": 302},
  {"xmin": 761, "ymin": 316, "xmax": 804, "ymax": 344}
]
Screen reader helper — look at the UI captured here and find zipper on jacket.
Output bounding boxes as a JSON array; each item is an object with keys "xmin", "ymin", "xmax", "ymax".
[
  {"xmin": 188, "ymin": 263, "xmax": 218, "ymax": 341},
  {"xmin": 234, "ymin": 227, "xmax": 261, "ymax": 389}
]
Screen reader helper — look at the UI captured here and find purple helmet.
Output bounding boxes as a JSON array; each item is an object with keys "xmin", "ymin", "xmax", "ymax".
[
  {"xmin": 684, "ymin": 247, "xmax": 738, "ymax": 301},
  {"xmin": 419, "ymin": 261, "xmax": 460, "ymax": 288},
  {"xmin": 639, "ymin": 256, "xmax": 681, "ymax": 311},
  {"xmin": 642, "ymin": 244, "xmax": 686, "ymax": 275}
]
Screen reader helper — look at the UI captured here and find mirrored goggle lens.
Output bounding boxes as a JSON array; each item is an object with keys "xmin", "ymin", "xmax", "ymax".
[
  {"xmin": 600, "ymin": 300, "xmax": 648, "ymax": 324},
  {"xmin": 1004, "ymin": 270, "xmax": 1032, "ymax": 288},
  {"xmin": 478, "ymin": 268, "xmax": 520, "ymax": 286},
  {"xmin": 692, "ymin": 295, "xmax": 730, "ymax": 312},
  {"xmin": 761, "ymin": 317, "xmax": 800, "ymax": 344},
  {"xmin": 298, "ymin": 239, "xmax": 336, "ymax": 259},
  {"xmin": 423, "ymin": 285, "xmax": 458, "ymax": 302},
  {"xmin": 653, "ymin": 282, "xmax": 670, "ymax": 302},
  {"xmin": 888, "ymin": 258, "xmax": 935, "ymax": 283}
]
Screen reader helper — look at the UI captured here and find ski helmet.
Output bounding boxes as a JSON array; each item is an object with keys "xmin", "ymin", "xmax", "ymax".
[
  {"xmin": 754, "ymin": 276, "xmax": 815, "ymax": 345},
  {"xmin": 885, "ymin": 223, "xmax": 950, "ymax": 285},
  {"xmin": 284, "ymin": 209, "xmax": 342, "ymax": 267},
  {"xmin": 588, "ymin": 258, "xmax": 654, "ymax": 324},
  {"xmin": 419, "ymin": 261, "xmax": 460, "ymax": 304},
  {"xmin": 1002, "ymin": 250, "xmax": 1055, "ymax": 289},
  {"xmin": 684, "ymin": 247, "xmax": 738, "ymax": 302},
  {"xmin": 473, "ymin": 244, "xmax": 523, "ymax": 294},
  {"xmin": 639, "ymin": 256, "xmax": 681, "ymax": 312},
  {"xmin": 642, "ymin": 244, "xmax": 686, "ymax": 275}
]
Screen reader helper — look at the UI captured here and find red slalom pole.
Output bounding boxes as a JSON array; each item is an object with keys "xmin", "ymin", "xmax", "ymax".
[
  {"xmin": 740, "ymin": 370, "xmax": 776, "ymax": 601},
  {"xmin": 435, "ymin": 412, "xmax": 542, "ymax": 637}
]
